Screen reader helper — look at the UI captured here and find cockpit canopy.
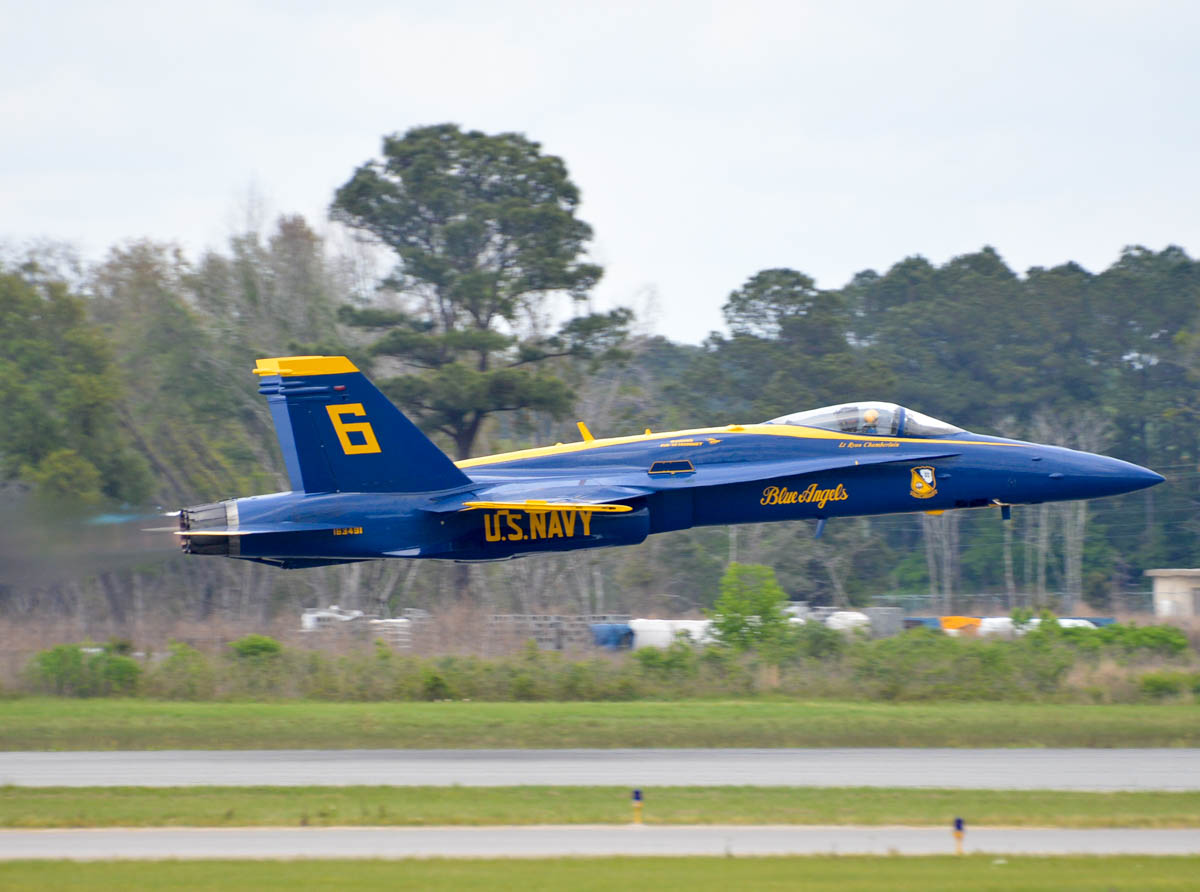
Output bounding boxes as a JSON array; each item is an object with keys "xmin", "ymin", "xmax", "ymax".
[{"xmin": 764, "ymin": 401, "xmax": 962, "ymax": 437}]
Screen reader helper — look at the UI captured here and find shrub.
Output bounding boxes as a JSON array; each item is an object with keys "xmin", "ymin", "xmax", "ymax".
[
  {"xmin": 792, "ymin": 621, "xmax": 847, "ymax": 660},
  {"xmin": 636, "ymin": 638, "xmax": 698, "ymax": 680},
  {"xmin": 100, "ymin": 654, "xmax": 141, "ymax": 696},
  {"xmin": 421, "ymin": 669, "xmax": 452, "ymax": 700},
  {"xmin": 29, "ymin": 644, "xmax": 88, "ymax": 696},
  {"xmin": 1104, "ymin": 624, "xmax": 1189, "ymax": 657},
  {"xmin": 510, "ymin": 671, "xmax": 538, "ymax": 700},
  {"xmin": 1138, "ymin": 671, "xmax": 1189, "ymax": 700},
  {"xmin": 14, "ymin": 614, "xmax": 1196, "ymax": 703},
  {"xmin": 1013, "ymin": 626, "xmax": 1076, "ymax": 694},
  {"xmin": 226, "ymin": 635, "xmax": 286, "ymax": 698},
  {"xmin": 852, "ymin": 630, "xmax": 979, "ymax": 700},
  {"xmin": 698, "ymin": 646, "xmax": 754, "ymax": 695},
  {"xmin": 229, "ymin": 634, "xmax": 282, "ymax": 659},
  {"xmin": 147, "ymin": 641, "xmax": 216, "ymax": 700},
  {"xmin": 1051, "ymin": 620, "xmax": 1189, "ymax": 658},
  {"xmin": 27, "ymin": 643, "xmax": 142, "ymax": 697},
  {"xmin": 106, "ymin": 638, "xmax": 133, "ymax": 656}
]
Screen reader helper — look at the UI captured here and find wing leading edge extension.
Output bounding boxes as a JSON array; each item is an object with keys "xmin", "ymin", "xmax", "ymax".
[{"xmin": 424, "ymin": 449, "xmax": 961, "ymax": 514}]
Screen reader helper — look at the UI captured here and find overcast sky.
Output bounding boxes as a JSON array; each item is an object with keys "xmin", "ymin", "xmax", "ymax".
[{"xmin": 4, "ymin": 1, "xmax": 1198, "ymax": 342}]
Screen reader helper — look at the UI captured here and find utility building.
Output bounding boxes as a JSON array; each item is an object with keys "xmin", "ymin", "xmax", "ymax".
[{"xmin": 1145, "ymin": 569, "xmax": 1200, "ymax": 618}]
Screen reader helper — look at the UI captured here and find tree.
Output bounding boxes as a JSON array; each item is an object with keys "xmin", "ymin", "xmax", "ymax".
[
  {"xmin": 683, "ymin": 268, "xmax": 893, "ymax": 423},
  {"xmin": 707, "ymin": 562, "xmax": 789, "ymax": 650},
  {"xmin": 331, "ymin": 124, "xmax": 628, "ymax": 458},
  {"xmin": 197, "ymin": 215, "xmax": 342, "ymax": 353},
  {"xmin": 88, "ymin": 241, "xmax": 281, "ymax": 502},
  {"xmin": 724, "ymin": 268, "xmax": 830, "ymax": 341},
  {"xmin": 0, "ymin": 266, "xmax": 150, "ymax": 504},
  {"xmin": 846, "ymin": 247, "xmax": 1047, "ymax": 428}
]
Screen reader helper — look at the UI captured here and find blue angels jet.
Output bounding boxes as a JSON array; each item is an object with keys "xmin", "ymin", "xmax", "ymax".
[{"xmin": 175, "ymin": 355, "xmax": 1164, "ymax": 568}]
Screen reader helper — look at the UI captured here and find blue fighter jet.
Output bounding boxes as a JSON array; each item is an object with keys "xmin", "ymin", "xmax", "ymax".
[{"xmin": 176, "ymin": 355, "xmax": 1164, "ymax": 568}]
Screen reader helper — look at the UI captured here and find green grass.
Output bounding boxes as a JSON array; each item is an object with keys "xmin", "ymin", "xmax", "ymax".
[
  {"xmin": 1, "ymin": 857, "xmax": 1198, "ymax": 891},
  {"xmin": 3, "ymin": 698, "xmax": 1200, "ymax": 750},
  {"xmin": 4, "ymin": 785, "xmax": 1200, "ymax": 829}
]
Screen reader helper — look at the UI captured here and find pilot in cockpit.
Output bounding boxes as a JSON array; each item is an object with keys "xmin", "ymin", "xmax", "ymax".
[
  {"xmin": 765, "ymin": 402, "xmax": 958, "ymax": 438},
  {"xmin": 862, "ymin": 408, "xmax": 880, "ymax": 434},
  {"xmin": 835, "ymin": 405, "xmax": 880, "ymax": 435}
]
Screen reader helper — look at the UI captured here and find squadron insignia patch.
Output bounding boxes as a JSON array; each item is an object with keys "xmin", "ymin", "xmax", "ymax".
[{"xmin": 910, "ymin": 466, "xmax": 937, "ymax": 499}]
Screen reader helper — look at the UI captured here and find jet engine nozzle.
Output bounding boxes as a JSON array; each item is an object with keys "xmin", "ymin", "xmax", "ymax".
[{"xmin": 178, "ymin": 499, "xmax": 240, "ymax": 556}]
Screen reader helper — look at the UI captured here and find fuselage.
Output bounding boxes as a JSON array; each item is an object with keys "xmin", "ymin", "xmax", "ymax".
[{"xmin": 193, "ymin": 421, "xmax": 1163, "ymax": 566}]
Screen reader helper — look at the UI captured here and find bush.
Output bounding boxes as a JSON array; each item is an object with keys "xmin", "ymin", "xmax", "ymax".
[
  {"xmin": 635, "ymin": 638, "xmax": 698, "ymax": 679},
  {"xmin": 100, "ymin": 654, "xmax": 141, "ymax": 696},
  {"xmin": 792, "ymin": 621, "xmax": 847, "ymax": 660},
  {"xmin": 421, "ymin": 669, "xmax": 452, "ymax": 700},
  {"xmin": 146, "ymin": 641, "xmax": 215, "ymax": 700},
  {"xmin": 29, "ymin": 644, "xmax": 88, "ymax": 696},
  {"xmin": 1048, "ymin": 619, "xmax": 1188, "ymax": 658},
  {"xmin": 852, "ymin": 630, "xmax": 1012, "ymax": 701},
  {"xmin": 13, "ymin": 615, "xmax": 1197, "ymax": 704},
  {"xmin": 1138, "ymin": 671, "xmax": 1190, "ymax": 700},
  {"xmin": 1102, "ymin": 624, "xmax": 1190, "ymax": 657},
  {"xmin": 229, "ymin": 634, "xmax": 282, "ymax": 659},
  {"xmin": 1014, "ymin": 626, "xmax": 1076, "ymax": 694},
  {"xmin": 226, "ymin": 635, "xmax": 286, "ymax": 697},
  {"xmin": 27, "ymin": 643, "xmax": 142, "ymax": 697}
]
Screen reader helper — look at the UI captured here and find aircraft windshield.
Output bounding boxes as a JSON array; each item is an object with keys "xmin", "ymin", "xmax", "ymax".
[{"xmin": 764, "ymin": 402, "xmax": 962, "ymax": 437}]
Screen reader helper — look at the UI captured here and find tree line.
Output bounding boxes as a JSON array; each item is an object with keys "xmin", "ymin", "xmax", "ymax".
[{"xmin": 2, "ymin": 122, "xmax": 1198, "ymax": 627}]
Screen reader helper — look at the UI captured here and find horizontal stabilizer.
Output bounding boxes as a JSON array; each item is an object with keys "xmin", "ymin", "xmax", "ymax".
[
  {"xmin": 461, "ymin": 500, "xmax": 633, "ymax": 513},
  {"xmin": 423, "ymin": 483, "xmax": 651, "ymax": 514},
  {"xmin": 175, "ymin": 523, "xmax": 338, "ymax": 537}
]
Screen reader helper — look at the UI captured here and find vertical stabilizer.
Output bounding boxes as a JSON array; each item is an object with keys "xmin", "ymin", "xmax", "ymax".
[{"xmin": 254, "ymin": 355, "xmax": 470, "ymax": 494}]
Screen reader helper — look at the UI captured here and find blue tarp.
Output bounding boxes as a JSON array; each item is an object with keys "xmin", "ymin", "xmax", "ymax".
[
  {"xmin": 591, "ymin": 623, "xmax": 634, "ymax": 649},
  {"xmin": 1064, "ymin": 616, "xmax": 1116, "ymax": 626},
  {"xmin": 904, "ymin": 617, "xmax": 942, "ymax": 630}
]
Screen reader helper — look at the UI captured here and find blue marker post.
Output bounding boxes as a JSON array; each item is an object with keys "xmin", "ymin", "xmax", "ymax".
[
  {"xmin": 953, "ymin": 817, "xmax": 965, "ymax": 855},
  {"xmin": 632, "ymin": 789, "xmax": 643, "ymax": 825}
]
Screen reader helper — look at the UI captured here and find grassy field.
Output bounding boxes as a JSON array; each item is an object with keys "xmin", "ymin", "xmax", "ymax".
[
  {"xmin": 0, "ymin": 857, "xmax": 1198, "ymax": 891},
  {"xmin": 3, "ymin": 698, "xmax": 1200, "ymax": 750},
  {"xmin": 4, "ymin": 785, "xmax": 1200, "ymax": 829}
]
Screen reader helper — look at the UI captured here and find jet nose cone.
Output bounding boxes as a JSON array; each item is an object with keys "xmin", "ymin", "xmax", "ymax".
[
  {"xmin": 1029, "ymin": 447, "xmax": 1164, "ymax": 501},
  {"xmin": 1130, "ymin": 464, "xmax": 1165, "ymax": 489},
  {"xmin": 1090, "ymin": 456, "xmax": 1164, "ymax": 496}
]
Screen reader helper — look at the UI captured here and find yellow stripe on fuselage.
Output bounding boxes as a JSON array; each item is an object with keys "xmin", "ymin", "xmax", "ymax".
[{"xmin": 455, "ymin": 424, "xmax": 1031, "ymax": 470}]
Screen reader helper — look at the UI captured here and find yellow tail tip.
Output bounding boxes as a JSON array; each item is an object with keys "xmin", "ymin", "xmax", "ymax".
[{"xmin": 253, "ymin": 356, "xmax": 359, "ymax": 377}]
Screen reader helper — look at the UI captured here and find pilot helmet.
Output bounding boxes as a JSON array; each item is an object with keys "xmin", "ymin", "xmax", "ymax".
[{"xmin": 862, "ymin": 408, "xmax": 880, "ymax": 425}]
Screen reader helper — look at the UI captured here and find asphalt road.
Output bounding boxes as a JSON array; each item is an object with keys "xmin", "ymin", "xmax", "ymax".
[
  {"xmin": 3, "ymin": 748, "xmax": 1199, "ymax": 790},
  {"xmin": 4, "ymin": 826, "xmax": 1200, "ymax": 859}
]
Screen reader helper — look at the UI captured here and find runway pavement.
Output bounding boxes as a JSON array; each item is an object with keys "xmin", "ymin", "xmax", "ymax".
[
  {"xmin": 3, "ymin": 748, "xmax": 1199, "ymax": 790},
  {"xmin": 3, "ymin": 825, "xmax": 1200, "ymax": 859}
]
